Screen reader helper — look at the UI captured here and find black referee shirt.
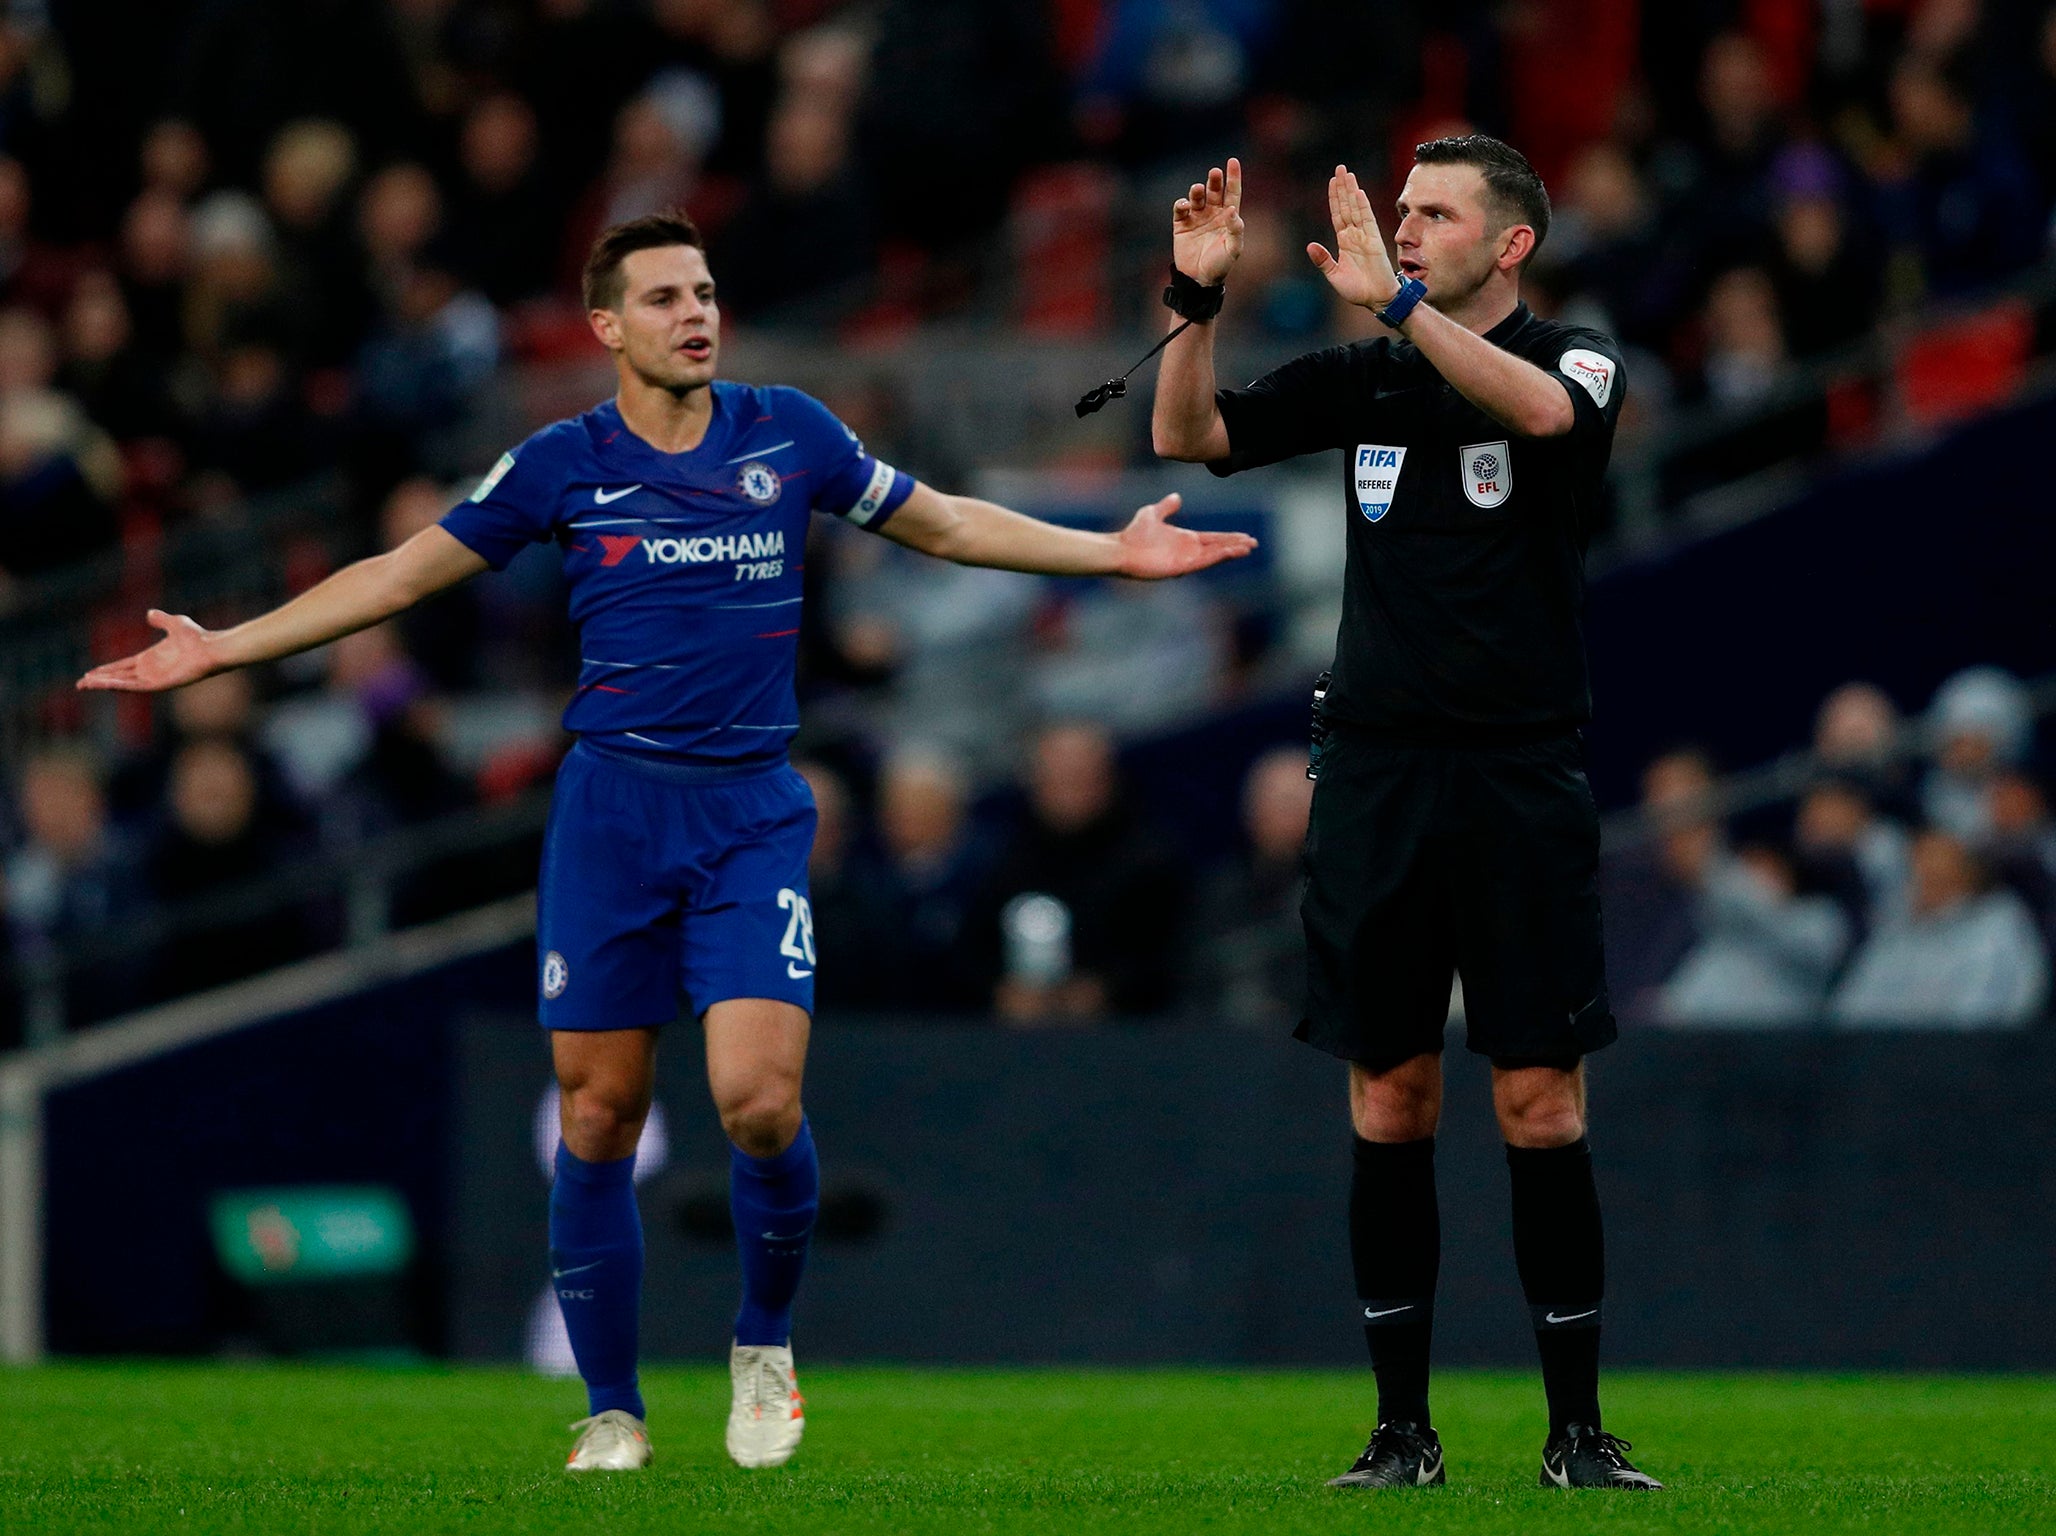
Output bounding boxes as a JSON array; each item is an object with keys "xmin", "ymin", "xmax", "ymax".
[{"xmin": 1208, "ymin": 302, "xmax": 1624, "ymax": 741}]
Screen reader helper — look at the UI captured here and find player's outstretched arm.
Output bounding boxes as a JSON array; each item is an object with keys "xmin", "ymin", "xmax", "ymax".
[
  {"xmin": 77, "ymin": 525, "xmax": 489, "ymax": 692},
  {"xmin": 882, "ymin": 483, "xmax": 1254, "ymax": 580},
  {"xmin": 1310, "ymin": 165, "xmax": 1573, "ymax": 438}
]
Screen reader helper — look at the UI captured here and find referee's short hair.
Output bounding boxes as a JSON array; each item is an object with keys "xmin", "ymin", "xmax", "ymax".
[
  {"xmin": 1413, "ymin": 135, "xmax": 1551, "ymax": 265},
  {"xmin": 583, "ymin": 209, "xmax": 706, "ymax": 312}
]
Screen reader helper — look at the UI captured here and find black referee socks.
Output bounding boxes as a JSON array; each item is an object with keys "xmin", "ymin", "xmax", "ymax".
[
  {"xmin": 1350, "ymin": 1135, "xmax": 1606, "ymax": 1434},
  {"xmin": 1507, "ymin": 1137, "xmax": 1605, "ymax": 1434},
  {"xmin": 1350, "ymin": 1135, "xmax": 1439, "ymax": 1429}
]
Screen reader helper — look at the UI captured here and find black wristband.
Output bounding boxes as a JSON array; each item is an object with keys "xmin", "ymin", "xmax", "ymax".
[
  {"xmin": 1074, "ymin": 276, "xmax": 1219, "ymax": 415},
  {"xmin": 1163, "ymin": 268, "xmax": 1225, "ymax": 323}
]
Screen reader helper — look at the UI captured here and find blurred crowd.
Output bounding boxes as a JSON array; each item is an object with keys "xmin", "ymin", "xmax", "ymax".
[
  {"xmin": 1533, "ymin": 2, "xmax": 2056, "ymax": 409},
  {"xmin": 0, "ymin": 683, "xmax": 1319, "ymax": 1037},
  {"xmin": 794, "ymin": 727, "xmax": 1313, "ymax": 1025},
  {"xmin": 1, "ymin": 0, "xmax": 2054, "ymax": 583},
  {"xmin": 11, "ymin": 621, "xmax": 2056, "ymax": 1037},
  {"xmin": 1608, "ymin": 666, "xmax": 2054, "ymax": 1028},
  {"xmin": 1, "ymin": 638, "xmax": 550, "ymax": 1032},
  {"xmin": 0, "ymin": 450, "xmax": 1272, "ymax": 1040},
  {"xmin": 6, "ymin": 0, "xmax": 2056, "ymax": 1037}
]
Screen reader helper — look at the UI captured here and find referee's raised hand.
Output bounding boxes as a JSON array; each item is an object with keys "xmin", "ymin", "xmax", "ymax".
[
  {"xmin": 1172, "ymin": 157, "xmax": 1244, "ymax": 285},
  {"xmin": 1307, "ymin": 164, "xmax": 1400, "ymax": 311}
]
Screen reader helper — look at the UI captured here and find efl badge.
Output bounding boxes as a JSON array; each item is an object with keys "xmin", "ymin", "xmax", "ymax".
[
  {"xmin": 1558, "ymin": 348, "xmax": 1615, "ymax": 409},
  {"xmin": 1461, "ymin": 441, "xmax": 1511, "ymax": 508},
  {"xmin": 1354, "ymin": 444, "xmax": 1407, "ymax": 522},
  {"xmin": 846, "ymin": 458, "xmax": 899, "ymax": 526},
  {"xmin": 542, "ymin": 950, "xmax": 569, "ymax": 999},
  {"xmin": 736, "ymin": 461, "xmax": 782, "ymax": 505}
]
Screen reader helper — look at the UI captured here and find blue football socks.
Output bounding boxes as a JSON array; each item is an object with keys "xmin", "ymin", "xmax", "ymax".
[
  {"xmin": 550, "ymin": 1142, "xmax": 646, "ymax": 1420},
  {"xmin": 729, "ymin": 1117, "xmax": 819, "ymax": 1346}
]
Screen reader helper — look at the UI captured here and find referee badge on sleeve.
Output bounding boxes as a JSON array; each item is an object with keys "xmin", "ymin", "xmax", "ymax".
[
  {"xmin": 1354, "ymin": 444, "xmax": 1407, "ymax": 522},
  {"xmin": 1558, "ymin": 348, "xmax": 1616, "ymax": 409},
  {"xmin": 1461, "ymin": 441, "xmax": 1511, "ymax": 508}
]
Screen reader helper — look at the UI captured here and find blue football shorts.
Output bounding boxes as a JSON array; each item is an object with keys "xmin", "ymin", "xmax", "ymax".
[{"xmin": 534, "ymin": 741, "xmax": 818, "ymax": 1030}]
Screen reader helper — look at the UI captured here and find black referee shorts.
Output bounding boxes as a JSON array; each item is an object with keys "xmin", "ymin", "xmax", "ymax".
[{"xmin": 1298, "ymin": 728, "xmax": 1617, "ymax": 1071}]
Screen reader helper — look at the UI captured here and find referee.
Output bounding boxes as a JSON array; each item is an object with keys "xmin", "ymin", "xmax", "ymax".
[{"xmin": 1154, "ymin": 137, "xmax": 1661, "ymax": 1492}]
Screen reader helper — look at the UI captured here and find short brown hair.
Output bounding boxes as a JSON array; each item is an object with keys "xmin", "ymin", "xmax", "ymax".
[
  {"xmin": 581, "ymin": 210, "xmax": 705, "ymax": 312},
  {"xmin": 1414, "ymin": 134, "xmax": 1551, "ymax": 264}
]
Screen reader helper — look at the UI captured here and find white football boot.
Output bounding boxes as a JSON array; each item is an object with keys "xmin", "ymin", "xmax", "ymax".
[
  {"xmin": 565, "ymin": 1408, "xmax": 653, "ymax": 1471},
  {"xmin": 726, "ymin": 1341, "xmax": 805, "ymax": 1468}
]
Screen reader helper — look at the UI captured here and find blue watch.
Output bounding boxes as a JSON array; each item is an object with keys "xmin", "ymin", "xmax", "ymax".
[{"xmin": 1375, "ymin": 275, "xmax": 1428, "ymax": 328}]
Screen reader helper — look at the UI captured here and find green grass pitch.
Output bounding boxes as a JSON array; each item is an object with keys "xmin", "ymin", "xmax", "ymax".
[{"xmin": 4, "ymin": 1364, "xmax": 2052, "ymax": 1534}]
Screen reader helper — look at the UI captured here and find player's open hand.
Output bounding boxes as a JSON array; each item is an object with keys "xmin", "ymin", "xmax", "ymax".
[
  {"xmin": 1114, "ymin": 493, "xmax": 1257, "ymax": 580},
  {"xmin": 1172, "ymin": 158, "xmax": 1245, "ymax": 286},
  {"xmin": 1308, "ymin": 165, "xmax": 1400, "ymax": 311},
  {"xmin": 75, "ymin": 609, "xmax": 221, "ymax": 693}
]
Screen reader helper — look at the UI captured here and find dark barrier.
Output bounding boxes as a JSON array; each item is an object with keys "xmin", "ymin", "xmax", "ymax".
[
  {"xmin": 39, "ymin": 980, "xmax": 2055, "ymax": 1364},
  {"xmin": 40, "ymin": 946, "xmax": 532, "ymax": 1354},
  {"xmin": 452, "ymin": 1020, "xmax": 2056, "ymax": 1370}
]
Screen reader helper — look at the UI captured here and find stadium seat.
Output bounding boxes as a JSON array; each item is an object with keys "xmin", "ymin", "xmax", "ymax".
[
  {"xmin": 501, "ymin": 300, "xmax": 600, "ymax": 366},
  {"xmin": 1823, "ymin": 374, "xmax": 1879, "ymax": 449},
  {"xmin": 1011, "ymin": 163, "xmax": 1116, "ymax": 337},
  {"xmin": 1896, "ymin": 300, "xmax": 2033, "ymax": 428}
]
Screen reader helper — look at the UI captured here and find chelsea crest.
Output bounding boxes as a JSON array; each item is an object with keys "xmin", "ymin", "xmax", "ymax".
[{"xmin": 736, "ymin": 461, "xmax": 782, "ymax": 506}]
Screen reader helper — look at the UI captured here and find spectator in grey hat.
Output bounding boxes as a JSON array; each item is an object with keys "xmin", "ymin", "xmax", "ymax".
[
  {"xmin": 185, "ymin": 188, "xmax": 309, "ymax": 370},
  {"xmin": 1922, "ymin": 667, "xmax": 2032, "ymax": 842},
  {"xmin": 1831, "ymin": 828, "xmax": 2048, "ymax": 1027}
]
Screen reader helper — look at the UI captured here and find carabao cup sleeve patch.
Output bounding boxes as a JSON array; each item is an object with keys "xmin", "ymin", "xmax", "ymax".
[{"xmin": 469, "ymin": 451, "xmax": 515, "ymax": 503}]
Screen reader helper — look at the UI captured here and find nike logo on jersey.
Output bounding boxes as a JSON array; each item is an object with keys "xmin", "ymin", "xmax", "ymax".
[
  {"xmin": 594, "ymin": 484, "xmax": 642, "ymax": 504},
  {"xmin": 552, "ymin": 1260, "xmax": 604, "ymax": 1279},
  {"xmin": 787, "ymin": 963, "xmax": 813, "ymax": 980},
  {"xmin": 1544, "ymin": 1309, "xmax": 1599, "ymax": 1325},
  {"xmin": 1363, "ymin": 1305, "xmax": 1415, "ymax": 1321}
]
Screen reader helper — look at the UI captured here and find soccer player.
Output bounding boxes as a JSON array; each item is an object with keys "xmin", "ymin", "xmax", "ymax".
[
  {"xmin": 1152, "ymin": 141, "xmax": 1662, "ymax": 1490},
  {"xmin": 79, "ymin": 211, "xmax": 1255, "ymax": 1473}
]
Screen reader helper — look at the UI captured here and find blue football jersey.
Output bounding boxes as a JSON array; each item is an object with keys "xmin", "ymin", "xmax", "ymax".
[{"xmin": 440, "ymin": 381, "xmax": 913, "ymax": 764}]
